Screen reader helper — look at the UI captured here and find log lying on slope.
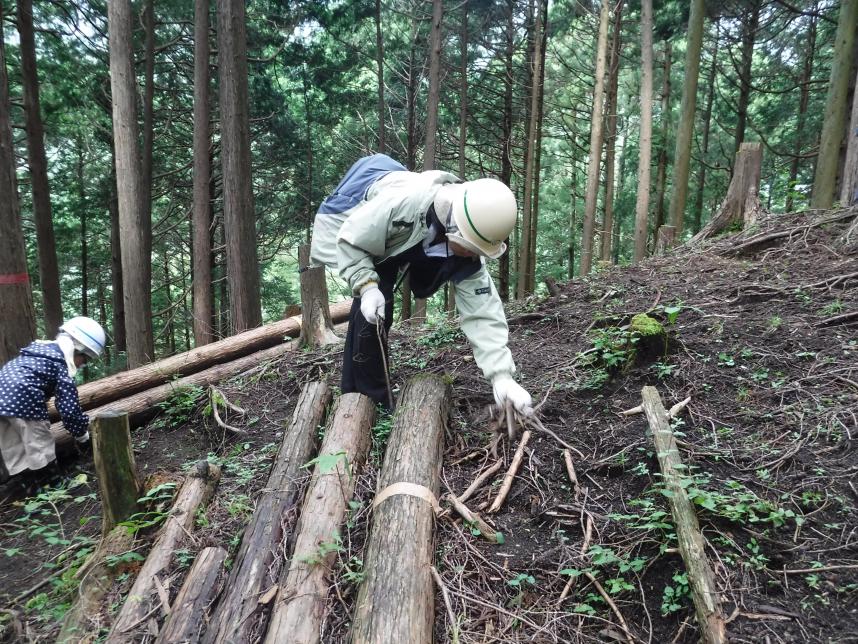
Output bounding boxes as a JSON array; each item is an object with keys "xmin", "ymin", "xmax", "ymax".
[
  {"xmin": 49, "ymin": 299, "xmax": 352, "ymax": 418},
  {"xmin": 154, "ymin": 546, "xmax": 228, "ymax": 644},
  {"xmin": 641, "ymin": 386, "xmax": 727, "ymax": 644},
  {"xmin": 202, "ymin": 381, "xmax": 331, "ymax": 644},
  {"xmin": 106, "ymin": 460, "xmax": 221, "ymax": 643},
  {"xmin": 263, "ymin": 392, "xmax": 375, "ymax": 644},
  {"xmin": 352, "ymin": 375, "xmax": 450, "ymax": 644}
]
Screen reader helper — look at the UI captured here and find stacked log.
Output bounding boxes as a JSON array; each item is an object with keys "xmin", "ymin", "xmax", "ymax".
[
  {"xmin": 263, "ymin": 393, "xmax": 376, "ymax": 644},
  {"xmin": 106, "ymin": 460, "xmax": 221, "ymax": 642},
  {"xmin": 202, "ymin": 381, "xmax": 331, "ymax": 644},
  {"xmin": 49, "ymin": 299, "xmax": 352, "ymax": 418},
  {"xmin": 351, "ymin": 375, "xmax": 450, "ymax": 644}
]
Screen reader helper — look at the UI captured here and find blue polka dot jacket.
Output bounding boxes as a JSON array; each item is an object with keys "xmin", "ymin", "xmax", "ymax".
[{"xmin": 0, "ymin": 341, "xmax": 89, "ymax": 437}]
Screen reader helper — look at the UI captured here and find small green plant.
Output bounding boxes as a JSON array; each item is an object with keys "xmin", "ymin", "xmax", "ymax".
[
  {"xmin": 652, "ymin": 361, "xmax": 676, "ymax": 379},
  {"xmin": 661, "ymin": 572, "xmax": 690, "ymax": 615},
  {"xmin": 155, "ymin": 383, "xmax": 205, "ymax": 426},
  {"xmin": 299, "ymin": 532, "xmax": 343, "ymax": 565},
  {"xmin": 717, "ymin": 352, "xmax": 735, "ymax": 367},
  {"xmin": 506, "ymin": 573, "xmax": 536, "ymax": 587},
  {"xmin": 303, "ymin": 450, "xmax": 351, "ymax": 479},
  {"xmin": 818, "ymin": 299, "xmax": 843, "ymax": 316},
  {"xmin": 341, "ymin": 556, "xmax": 365, "ymax": 584},
  {"xmin": 371, "ymin": 410, "xmax": 394, "ymax": 462},
  {"xmin": 766, "ymin": 316, "xmax": 782, "ymax": 332}
]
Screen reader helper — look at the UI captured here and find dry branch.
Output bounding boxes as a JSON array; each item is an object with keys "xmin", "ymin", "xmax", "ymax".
[
  {"xmin": 641, "ymin": 386, "xmax": 727, "ymax": 644},
  {"xmin": 351, "ymin": 375, "xmax": 450, "ymax": 644},
  {"xmin": 202, "ymin": 381, "xmax": 331, "ymax": 644},
  {"xmin": 263, "ymin": 393, "xmax": 375, "ymax": 644},
  {"xmin": 105, "ymin": 461, "xmax": 221, "ymax": 642},
  {"xmin": 154, "ymin": 546, "xmax": 228, "ymax": 644},
  {"xmin": 445, "ymin": 494, "xmax": 502, "ymax": 543},
  {"xmin": 487, "ymin": 430, "xmax": 531, "ymax": 513}
]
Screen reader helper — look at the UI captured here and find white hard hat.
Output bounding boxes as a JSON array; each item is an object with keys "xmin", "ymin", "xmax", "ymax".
[
  {"xmin": 60, "ymin": 317, "xmax": 106, "ymax": 359},
  {"xmin": 448, "ymin": 178, "xmax": 517, "ymax": 259}
]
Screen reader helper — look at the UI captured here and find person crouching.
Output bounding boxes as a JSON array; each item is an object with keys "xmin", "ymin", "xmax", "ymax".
[{"xmin": 0, "ymin": 317, "xmax": 106, "ymax": 484}]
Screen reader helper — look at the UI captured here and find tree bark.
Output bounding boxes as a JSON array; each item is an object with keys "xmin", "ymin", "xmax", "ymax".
[
  {"xmin": 49, "ymin": 300, "xmax": 352, "ymax": 417},
  {"xmin": 203, "ymin": 382, "xmax": 330, "ymax": 644},
  {"xmin": 423, "ymin": 0, "xmax": 443, "ymax": 171},
  {"xmin": 811, "ymin": 0, "xmax": 858, "ymax": 209},
  {"xmin": 298, "ymin": 244, "xmax": 338, "ymax": 348},
  {"xmin": 653, "ymin": 41, "xmax": 671, "ymax": 233},
  {"xmin": 108, "ymin": 163, "xmax": 126, "ymax": 354},
  {"xmin": 78, "ymin": 141, "xmax": 88, "ymax": 316},
  {"xmin": 694, "ymin": 35, "xmax": 719, "ymax": 233},
  {"xmin": 498, "ymin": 0, "xmax": 515, "ymax": 300},
  {"xmin": 16, "ymin": 0, "xmax": 63, "ymax": 337},
  {"xmin": 786, "ymin": 8, "xmax": 817, "ymax": 213},
  {"xmin": 154, "ymin": 547, "xmax": 228, "ymax": 644},
  {"xmin": 579, "ymin": 0, "xmax": 610, "ymax": 276},
  {"xmin": 192, "ymin": 0, "xmax": 214, "ymax": 346},
  {"xmin": 218, "ymin": 0, "xmax": 261, "ymax": 332},
  {"xmin": 600, "ymin": 1, "xmax": 623, "ymax": 263},
  {"xmin": 0, "ymin": 6, "xmax": 36, "ymax": 363},
  {"xmin": 142, "ymin": 0, "xmax": 155, "ymax": 291},
  {"xmin": 92, "ymin": 411, "xmax": 142, "ymax": 537},
  {"xmin": 641, "ymin": 386, "xmax": 727, "ymax": 644},
  {"xmin": 840, "ymin": 65, "xmax": 858, "ymax": 206},
  {"xmin": 667, "ymin": 0, "xmax": 705, "ymax": 239},
  {"xmin": 263, "ymin": 393, "xmax": 375, "ymax": 644},
  {"xmin": 375, "ymin": 0, "xmax": 386, "ymax": 153},
  {"xmin": 351, "ymin": 375, "xmax": 450, "ymax": 644},
  {"xmin": 733, "ymin": 1, "xmax": 760, "ymax": 158},
  {"xmin": 108, "ymin": 0, "xmax": 154, "ymax": 367},
  {"xmin": 690, "ymin": 142, "xmax": 763, "ymax": 243},
  {"xmin": 633, "ymin": 0, "xmax": 654, "ymax": 263},
  {"xmin": 106, "ymin": 461, "xmax": 221, "ymax": 642},
  {"xmin": 517, "ymin": 0, "xmax": 545, "ymax": 297}
]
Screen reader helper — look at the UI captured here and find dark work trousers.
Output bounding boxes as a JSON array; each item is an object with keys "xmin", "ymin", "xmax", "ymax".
[{"xmin": 341, "ymin": 243, "xmax": 481, "ymax": 408}]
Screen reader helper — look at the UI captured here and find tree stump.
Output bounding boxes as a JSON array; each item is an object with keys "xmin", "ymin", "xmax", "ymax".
[
  {"xmin": 106, "ymin": 460, "xmax": 221, "ymax": 642},
  {"xmin": 691, "ymin": 142, "xmax": 762, "ymax": 243},
  {"xmin": 298, "ymin": 243, "xmax": 339, "ymax": 348},
  {"xmin": 641, "ymin": 387, "xmax": 726, "ymax": 644},
  {"xmin": 351, "ymin": 375, "xmax": 450, "ymax": 644},
  {"xmin": 92, "ymin": 411, "xmax": 141, "ymax": 536},
  {"xmin": 155, "ymin": 546, "xmax": 228, "ymax": 644},
  {"xmin": 655, "ymin": 225, "xmax": 676, "ymax": 254},
  {"xmin": 202, "ymin": 381, "xmax": 331, "ymax": 644},
  {"xmin": 263, "ymin": 393, "xmax": 376, "ymax": 644}
]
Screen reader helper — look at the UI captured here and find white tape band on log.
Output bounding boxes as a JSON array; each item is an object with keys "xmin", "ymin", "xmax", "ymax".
[{"xmin": 372, "ymin": 482, "xmax": 440, "ymax": 514}]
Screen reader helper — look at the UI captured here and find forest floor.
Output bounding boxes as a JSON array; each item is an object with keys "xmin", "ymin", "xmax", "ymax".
[{"xmin": 1, "ymin": 206, "xmax": 857, "ymax": 643}]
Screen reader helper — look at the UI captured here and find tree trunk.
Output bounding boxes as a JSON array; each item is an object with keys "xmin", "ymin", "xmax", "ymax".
[
  {"xmin": 92, "ymin": 411, "xmax": 141, "ymax": 537},
  {"xmin": 351, "ymin": 375, "xmax": 450, "ymax": 644},
  {"xmin": 56, "ymin": 526, "xmax": 135, "ymax": 644},
  {"xmin": 517, "ymin": 0, "xmax": 544, "ymax": 298},
  {"xmin": 423, "ymin": 0, "xmax": 443, "ymax": 171},
  {"xmin": 653, "ymin": 41, "xmax": 671, "ymax": 233},
  {"xmin": 192, "ymin": 0, "xmax": 214, "ymax": 346},
  {"xmin": 375, "ymin": 0, "xmax": 386, "ymax": 152},
  {"xmin": 786, "ymin": 9, "xmax": 817, "ymax": 213},
  {"xmin": 106, "ymin": 461, "xmax": 221, "ymax": 642},
  {"xmin": 579, "ymin": 0, "xmax": 610, "ymax": 276},
  {"xmin": 568, "ymin": 166, "xmax": 577, "ymax": 277},
  {"xmin": 600, "ymin": 1, "xmax": 623, "ymax": 263},
  {"xmin": 458, "ymin": 0, "xmax": 468, "ymax": 180},
  {"xmin": 526, "ymin": 1, "xmax": 548, "ymax": 292},
  {"xmin": 839, "ymin": 58, "xmax": 858, "ymax": 206},
  {"xmin": 78, "ymin": 141, "xmax": 88, "ymax": 316},
  {"xmin": 263, "ymin": 393, "xmax": 375, "ymax": 644},
  {"xmin": 694, "ymin": 35, "xmax": 719, "ymax": 234},
  {"xmin": 155, "ymin": 547, "xmax": 228, "ymax": 644},
  {"xmin": 203, "ymin": 382, "xmax": 330, "ymax": 644},
  {"xmin": 405, "ymin": 19, "xmax": 419, "ymax": 172},
  {"xmin": 811, "ymin": 0, "xmax": 858, "ymax": 209},
  {"xmin": 498, "ymin": 0, "xmax": 514, "ymax": 301},
  {"xmin": 633, "ymin": 0, "xmax": 654, "ymax": 264},
  {"xmin": 142, "ymin": 0, "xmax": 155, "ymax": 290},
  {"xmin": 108, "ymin": 0, "xmax": 154, "ymax": 367},
  {"xmin": 108, "ymin": 164, "xmax": 126, "ymax": 354},
  {"xmin": 641, "ymin": 387, "xmax": 727, "ymax": 644},
  {"xmin": 218, "ymin": 0, "xmax": 261, "ymax": 332},
  {"xmin": 733, "ymin": 1, "xmax": 760, "ymax": 158},
  {"xmin": 690, "ymin": 142, "xmax": 763, "ymax": 243},
  {"xmin": 49, "ymin": 300, "xmax": 352, "ymax": 418},
  {"xmin": 298, "ymin": 244, "xmax": 338, "ymax": 348},
  {"xmin": 16, "ymin": 0, "xmax": 62, "ymax": 337},
  {"xmin": 0, "ymin": 7, "xmax": 36, "ymax": 363},
  {"xmin": 667, "ymin": 0, "xmax": 705, "ymax": 239}
]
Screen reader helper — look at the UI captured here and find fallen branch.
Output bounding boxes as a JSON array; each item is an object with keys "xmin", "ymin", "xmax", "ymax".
[
  {"xmin": 487, "ymin": 431, "xmax": 531, "ymax": 514},
  {"xmin": 583, "ymin": 572, "xmax": 635, "ymax": 644},
  {"xmin": 563, "ymin": 449, "xmax": 580, "ymax": 500},
  {"xmin": 208, "ymin": 386, "xmax": 246, "ymax": 435},
  {"xmin": 431, "ymin": 566, "xmax": 461, "ymax": 644},
  {"xmin": 445, "ymin": 494, "xmax": 502, "ymax": 543},
  {"xmin": 457, "ymin": 459, "xmax": 503, "ymax": 504}
]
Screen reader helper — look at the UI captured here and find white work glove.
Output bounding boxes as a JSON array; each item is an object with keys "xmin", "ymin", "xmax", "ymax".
[
  {"xmin": 492, "ymin": 375, "xmax": 533, "ymax": 416},
  {"xmin": 359, "ymin": 283, "xmax": 386, "ymax": 325},
  {"xmin": 75, "ymin": 431, "xmax": 90, "ymax": 444}
]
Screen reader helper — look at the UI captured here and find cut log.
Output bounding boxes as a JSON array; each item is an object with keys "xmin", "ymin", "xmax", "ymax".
[
  {"xmin": 49, "ymin": 299, "xmax": 352, "ymax": 419},
  {"xmin": 298, "ymin": 244, "xmax": 339, "ymax": 349},
  {"xmin": 263, "ymin": 392, "xmax": 375, "ymax": 644},
  {"xmin": 641, "ymin": 386, "xmax": 727, "ymax": 644},
  {"xmin": 351, "ymin": 375, "xmax": 450, "ymax": 644},
  {"xmin": 655, "ymin": 225, "xmax": 676, "ymax": 253},
  {"xmin": 690, "ymin": 142, "xmax": 762, "ymax": 244},
  {"xmin": 154, "ymin": 546, "xmax": 228, "ymax": 644},
  {"xmin": 105, "ymin": 460, "xmax": 221, "ymax": 643},
  {"xmin": 56, "ymin": 526, "xmax": 136, "ymax": 643},
  {"xmin": 202, "ymin": 381, "xmax": 331, "ymax": 644},
  {"xmin": 92, "ymin": 411, "xmax": 142, "ymax": 536}
]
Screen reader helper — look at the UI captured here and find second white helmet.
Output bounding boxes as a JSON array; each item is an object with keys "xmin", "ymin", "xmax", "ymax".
[{"xmin": 448, "ymin": 178, "xmax": 517, "ymax": 259}]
